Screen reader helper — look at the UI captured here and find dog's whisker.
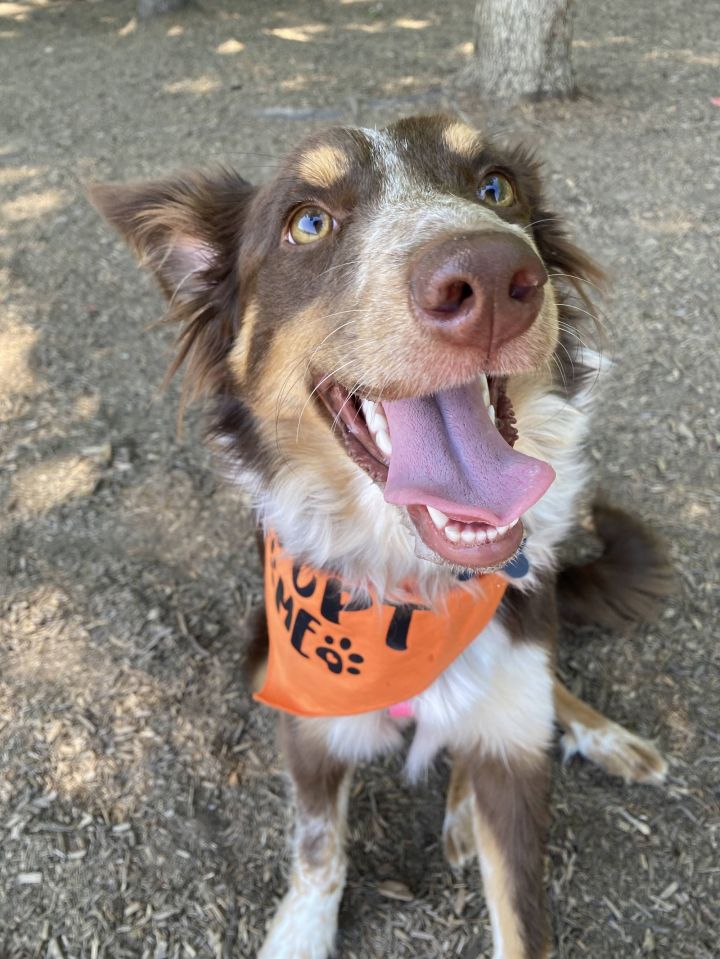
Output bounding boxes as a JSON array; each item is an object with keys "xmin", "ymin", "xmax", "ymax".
[
  {"xmin": 552, "ymin": 343, "xmax": 573, "ymax": 391},
  {"xmin": 525, "ymin": 216, "xmax": 563, "ymax": 230},
  {"xmin": 315, "ymin": 257, "xmax": 367, "ymax": 280},
  {"xmin": 559, "ymin": 301, "xmax": 607, "ymax": 331},
  {"xmin": 548, "ymin": 271, "xmax": 605, "ymax": 297},
  {"xmin": 274, "ymin": 320, "xmax": 370, "ymax": 449},
  {"xmin": 273, "ymin": 314, "xmax": 367, "ymax": 444},
  {"xmin": 557, "ymin": 320, "xmax": 595, "ymax": 349},
  {"xmin": 330, "ymin": 379, "xmax": 363, "ymax": 436},
  {"xmin": 294, "ymin": 359, "xmax": 357, "ymax": 443}
]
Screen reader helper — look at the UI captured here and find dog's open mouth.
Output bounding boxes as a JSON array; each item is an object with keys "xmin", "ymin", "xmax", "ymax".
[{"xmin": 315, "ymin": 374, "xmax": 555, "ymax": 570}]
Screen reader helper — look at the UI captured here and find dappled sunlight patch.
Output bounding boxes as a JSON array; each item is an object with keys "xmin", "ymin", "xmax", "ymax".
[
  {"xmin": 11, "ymin": 454, "xmax": 100, "ymax": 514},
  {"xmin": 166, "ymin": 23, "xmax": 183, "ymax": 37},
  {"xmin": 216, "ymin": 38, "xmax": 245, "ymax": 54},
  {"xmin": 72, "ymin": 393, "xmax": 102, "ymax": 420},
  {"xmin": 644, "ymin": 48, "xmax": 720, "ymax": 67},
  {"xmin": 3, "ymin": 587, "xmax": 88, "ymax": 687},
  {"xmin": 117, "ymin": 16, "xmax": 136, "ymax": 37},
  {"xmin": 347, "ymin": 21, "xmax": 386, "ymax": 34},
  {"xmin": 280, "ymin": 74, "xmax": 313, "ymax": 92},
  {"xmin": 2, "ymin": 585, "xmax": 173, "ymax": 814},
  {"xmin": 0, "ymin": 324, "xmax": 40, "ymax": 400},
  {"xmin": 0, "ymin": 164, "xmax": 47, "ymax": 186},
  {"xmin": 379, "ymin": 74, "xmax": 428, "ymax": 93},
  {"xmin": 0, "ymin": 0, "xmax": 50, "ymax": 20},
  {"xmin": 632, "ymin": 214, "xmax": 698, "ymax": 236},
  {"xmin": 454, "ymin": 40, "xmax": 473, "ymax": 57},
  {"xmin": 393, "ymin": 17, "xmax": 432, "ymax": 29},
  {"xmin": 2, "ymin": 188, "xmax": 68, "ymax": 222},
  {"xmin": 164, "ymin": 75, "xmax": 221, "ymax": 95},
  {"xmin": 44, "ymin": 685, "xmax": 166, "ymax": 813},
  {"xmin": 573, "ymin": 35, "xmax": 635, "ymax": 48},
  {"xmin": 266, "ymin": 24, "xmax": 327, "ymax": 43},
  {"xmin": 687, "ymin": 501, "xmax": 711, "ymax": 520},
  {"xmin": 2, "ymin": 574, "xmax": 242, "ymax": 816},
  {"xmin": 0, "ymin": 2, "xmax": 31, "ymax": 19}
]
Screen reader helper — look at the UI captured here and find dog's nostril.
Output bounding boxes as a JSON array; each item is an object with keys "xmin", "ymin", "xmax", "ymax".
[
  {"xmin": 509, "ymin": 268, "xmax": 544, "ymax": 303},
  {"xmin": 439, "ymin": 279, "xmax": 474, "ymax": 312}
]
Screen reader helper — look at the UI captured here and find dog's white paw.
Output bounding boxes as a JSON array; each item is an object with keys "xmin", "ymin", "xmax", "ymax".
[
  {"xmin": 258, "ymin": 887, "xmax": 341, "ymax": 959},
  {"xmin": 561, "ymin": 719, "xmax": 667, "ymax": 785},
  {"xmin": 442, "ymin": 795, "xmax": 477, "ymax": 869}
]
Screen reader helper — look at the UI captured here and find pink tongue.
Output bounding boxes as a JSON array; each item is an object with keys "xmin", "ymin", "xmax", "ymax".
[{"xmin": 383, "ymin": 380, "xmax": 555, "ymax": 526}]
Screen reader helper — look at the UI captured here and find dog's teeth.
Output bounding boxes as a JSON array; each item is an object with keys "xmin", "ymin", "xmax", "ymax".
[
  {"xmin": 362, "ymin": 399, "xmax": 391, "ymax": 452},
  {"xmin": 373, "ymin": 409, "xmax": 389, "ymax": 433},
  {"xmin": 444, "ymin": 524, "xmax": 461, "ymax": 543},
  {"xmin": 427, "ymin": 506, "xmax": 449, "ymax": 530},
  {"xmin": 479, "ymin": 373, "xmax": 490, "ymax": 408},
  {"xmin": 487, "ymin": 403, "xmax": 495, "ymax": 425},
  {"xmin": 375, "ymin": 429, "xmax": 392, "ymax": 458},
  {"xmin": 361, "ymin": 399, "xmax": 376, "ymax": 423},
  {"xmin": 439, "ymin": 514, "xmax": 521, "ymax": 548}
]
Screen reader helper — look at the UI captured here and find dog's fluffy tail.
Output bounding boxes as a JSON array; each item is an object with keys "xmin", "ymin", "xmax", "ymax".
[{"xmin": 557, "ymin": 504, "xmax": 674, "ymax": 630}]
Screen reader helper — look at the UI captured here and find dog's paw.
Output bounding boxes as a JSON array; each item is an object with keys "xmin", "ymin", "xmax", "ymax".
[
  {"xmin": 561, "ymin": 719, "xmax": 667, "ymax": 785},
  {"xmin": 442, "ymin": 796, "xmax": 477, "ymax": 869},
  {"xmin": 258, "ymin": 888, "xmax": 339, "ymax": 959}
]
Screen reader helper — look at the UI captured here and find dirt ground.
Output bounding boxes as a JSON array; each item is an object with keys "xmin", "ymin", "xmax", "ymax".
[{"xmin": 1, "ymin": 0, "xmax": 718, "ymax": 956}]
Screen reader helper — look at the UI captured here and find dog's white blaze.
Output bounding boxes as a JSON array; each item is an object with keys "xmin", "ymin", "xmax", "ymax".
[{"xmin": 357, "ymin": 128, "xmax": 539, "ymax": 303}]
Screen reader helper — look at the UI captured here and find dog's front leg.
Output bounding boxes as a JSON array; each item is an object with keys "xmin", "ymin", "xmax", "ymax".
[
  {"xmin": 259, "ymin": 715, "xmax": 353, "ymax": 959},
  {"xmin": 470, "ymin": 751, "xmax": 551, "ymax": 959}
]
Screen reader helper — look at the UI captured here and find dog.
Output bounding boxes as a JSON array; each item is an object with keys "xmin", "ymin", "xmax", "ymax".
[{"xmin": 91, "ymin": 115, "xmax": 672, "ymax": 959}]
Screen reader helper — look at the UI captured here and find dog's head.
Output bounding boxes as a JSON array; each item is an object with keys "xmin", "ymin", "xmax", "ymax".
[{"xmin": 91, "ymin": 116, "xmax": 602, "ymax": 588}]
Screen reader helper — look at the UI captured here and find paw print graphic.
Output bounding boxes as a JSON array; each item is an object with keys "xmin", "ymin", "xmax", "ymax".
[{"xmin": 315, "ymin": 636, "xmax": 364, "ymax": 675}]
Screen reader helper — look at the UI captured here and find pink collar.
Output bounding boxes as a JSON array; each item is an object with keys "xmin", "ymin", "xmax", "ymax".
[{"xmin": 387, "ymin": 700, "xmax": 415, "ymax": 719}]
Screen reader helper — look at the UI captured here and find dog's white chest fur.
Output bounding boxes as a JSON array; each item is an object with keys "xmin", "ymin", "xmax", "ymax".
[{"xmin": 307, "ymin": 618, "xmax": 555, "ymax": 779}]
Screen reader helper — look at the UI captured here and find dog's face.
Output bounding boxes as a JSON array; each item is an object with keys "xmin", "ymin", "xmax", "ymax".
[{"xmin": 91, "ymin": 116, "xmax": 600, "ymax": 577}]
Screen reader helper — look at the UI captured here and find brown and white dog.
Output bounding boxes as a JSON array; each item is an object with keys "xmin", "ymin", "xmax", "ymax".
[{"xmin": 91, "ymin": 115, "xmax": 671, "ymax": 959}]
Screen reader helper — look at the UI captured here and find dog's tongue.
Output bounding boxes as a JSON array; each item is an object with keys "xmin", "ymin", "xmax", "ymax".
[{"xmin": 383, "ymin": 380, "xmax": 555, "ymax": 525}]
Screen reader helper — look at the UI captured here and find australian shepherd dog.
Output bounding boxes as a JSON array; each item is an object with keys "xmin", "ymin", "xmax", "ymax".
[{"xmin": 91, "ymin": 115, "xmax": 671, "ymax": 959}]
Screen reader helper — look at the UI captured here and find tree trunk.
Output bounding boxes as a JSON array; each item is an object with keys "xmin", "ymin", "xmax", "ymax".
[
  {"xmin": 470, "ymin": 0, "xmax": 576, "ymax": 100},
  {"xmin": 137, "ymin": 0, "xmax": 191, "ymax": 19}
]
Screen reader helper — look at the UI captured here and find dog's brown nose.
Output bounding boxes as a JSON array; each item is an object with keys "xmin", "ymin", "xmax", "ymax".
[{"xmin": 408, "ymin": 234, "xmax": 547, "ymax": 352}]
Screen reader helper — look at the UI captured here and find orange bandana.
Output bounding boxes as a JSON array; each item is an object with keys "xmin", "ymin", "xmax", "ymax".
[{"xmin": 254, "ymin": 531, "xmax": 508, "ymax": 718}]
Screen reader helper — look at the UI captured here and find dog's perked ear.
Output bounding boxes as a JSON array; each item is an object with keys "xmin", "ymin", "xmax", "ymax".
[{"xmin": 88, "ymin": 171, "xmax": 256, "ymax": 400}]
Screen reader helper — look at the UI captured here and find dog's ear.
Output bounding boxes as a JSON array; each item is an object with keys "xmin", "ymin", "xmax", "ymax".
[
  {"xmin": 89, "ymin": 171, "xmax": 256, "ymax": 401},
  {"xmin": 88, "ymin": 170, "xmax": 255, "ymax": 301}
]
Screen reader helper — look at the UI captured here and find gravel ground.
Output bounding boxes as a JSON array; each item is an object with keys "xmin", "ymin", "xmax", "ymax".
[{"xmin": 1, "ymin": 1, "xmax": 718, "ymax": 957}]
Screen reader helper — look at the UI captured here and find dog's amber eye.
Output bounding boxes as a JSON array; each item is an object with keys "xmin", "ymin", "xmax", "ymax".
[
  {"xmin": 477, "ymin": 173, "xmax": 516, "ymax": 207},
  {"xmin": 287, "ymin": 207, "xmax": 335, "ymax": 245}
]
